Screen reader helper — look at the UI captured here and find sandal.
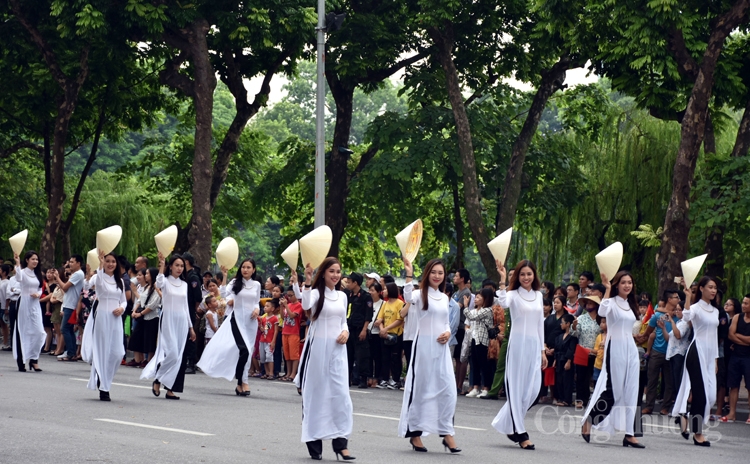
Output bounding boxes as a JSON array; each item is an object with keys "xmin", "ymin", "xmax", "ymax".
[{"xmin": 719, "ymin": 416, "xmax": 734, "ymax": 423}]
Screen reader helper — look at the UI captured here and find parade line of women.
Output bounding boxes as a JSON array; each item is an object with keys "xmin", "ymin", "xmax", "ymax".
[{"xmin": 5, "ymin": 240, "xmax": 732, "ymax": 459}]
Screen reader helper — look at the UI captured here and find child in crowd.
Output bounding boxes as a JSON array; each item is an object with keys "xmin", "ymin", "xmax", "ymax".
[
  {"xmin": 592, "ymin": 318, "xmax": 607, "ymax": 382},
  {"xmin": 204, "ymin": 295, "xmax": 218, "ymax": 346},
  {"xmin": 553, "ymin": 313, "xmax": 578, "ymax": 406},
  {"xmin": 543, "ymin": 298, "xmax": 552, "ymax": 318},
  {"xmin": 259, "ymin": 299, "xmax": 280, "ymax": 379},
  {"xmin": 280, "ymin": 287, "xmax": 303, "ymax": 381}
]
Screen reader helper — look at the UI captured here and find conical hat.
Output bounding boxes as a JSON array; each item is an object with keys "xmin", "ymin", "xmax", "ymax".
[
  {"xmin": 299, "ymin": 225, "xmax": 332, "ymax": 269},
  {"xmin": 154, "ymin": 225, "xmax": 178, "ymax": 256},
  {"xmin": 487, "ymin": 227, "xmax": 513, "ymax": 265},
  {"xmin": 9, "ymin": 229, "xmax": 28, "ymax": 255},
  {"xmin": 96, "ymin": 225, "xmax": 122, "ymax": 254},
  {"xmin": 595, "ymin": 241, "xmax": 623, "ymax": 282},
  {"xmin": 216, "ymin": 237, "xmax": 239, "ymax": 269},
  {"xmin": 87, "ymin": 248, "xmax": 100, "ymax": 270},
  {"xmin": 681, "ymin": 254, "xmax": 707, "ymax": 286},
  {"xmin": 281, "ymin": 240, "xmax": 299, "ymax": 270},
  {"xmin": 395, "ymin": 219, "xmax": 423, "ymax": 262}
]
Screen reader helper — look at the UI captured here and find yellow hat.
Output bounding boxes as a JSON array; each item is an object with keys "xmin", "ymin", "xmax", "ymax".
[
  {"xmin": 87, "ymin": 248, "xmax": 100, "ymax": 269},
  {"xmin": 681, "ymin": 254, "xmax": 707, "ymax": 286},
  {"xmin": 216, "ymin": 237, "xmax": 239, "ymax": 269},
  {"xmin": 9, "ymin": 229, "xmax": 28, "ymax": 255},
  {"xmin": 96, "ymin": 225, "xmax": 122, "ymax": 254},
  {"xmin": 281, "ymin": 240, "xmax": 299, "ymax": 270},
  {"xmin": 154, "ymin": 225, "xmax": 178, "ymax": 256},
  {"xmin": 395, "ymin": 219, "xmax": 423, "ymax": 262},
  {"xmin": 595, "ymin": 242, "xmax": 623, "ymax": 282},
  {"xmin": 487, "ymin": 227, "xmax": 513, "ymax": 266},
  {"xmin": 299, "ymin": 225, "xmax": 332, "ymax": 269}
]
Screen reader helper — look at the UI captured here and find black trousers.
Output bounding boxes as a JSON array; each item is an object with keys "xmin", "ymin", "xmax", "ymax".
[
  {"xmin": 369, "ymin": 333, "xmax": 382, "ymax": 379},
  {"xmin": 230, "ymin": 313, "xmax": 249, "ymax": 385},
  {"xmin": 685, "ymin": 343, "xmax": 707, "ymax": 434},
  {"xmin": 306, "ymin": 437, "xmax": 347, "ymax": 457},
  {"xmin": 470, "ymin": 340, "xmax": 494, "ymax": 388},
  {"xmin": 587, "ymin": 345, "xmax": 643, "ymax": 437},
  {"xmin": 556, "ymin": 361, "xmax": 575, "ymax": 404},
  {"xmin": 403, "ymin": 339, "xmax": 414, "ymax": 374},
  {"xmin": 158, "ymin": 335, "xmax": 189, "ymax": 393},
  {"xmin": 575, "ymin": 355, "xmax": 596, "ymax": 406},
  {"xmin": 381, "ymin": 335, "xmax": 402, "ymax": 382},
  {"xmin": 347, "ymin": 333, "xmax": 371, "ymax": 383},
  {"xmin": 184, "ymin": 338, "xmax": 196, "ymax": 368},
  {"xmin": 9, "ymin": 302, "xmax": 23, "ymax": 370}
]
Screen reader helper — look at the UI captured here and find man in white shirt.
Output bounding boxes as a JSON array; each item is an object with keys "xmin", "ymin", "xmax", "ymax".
[
  {"xmin": 0, "ymin": 264, "xmax": 11, "ymax": 349},
  {"xmin": 51, "ymin": 255, "xmax": 85, "ymax": 361},
  {"xmin": 5, "ymin": 272, "xmax": 21, "ymax": 352}
]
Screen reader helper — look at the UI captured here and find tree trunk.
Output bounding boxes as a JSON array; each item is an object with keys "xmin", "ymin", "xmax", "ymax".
[
  {"xmin": 702, "ymin": 97, "xmax": 750, "ymax": 287},
  {"xmin": 495, "ymin": 54, "xmax": 573, "ymax": 235},
  {"xmin": 656, "ymin": 0, "xmax": 750, "ymax": 297},
  {"xmin": 161, "ymin": 19, "xmax": 217, "ymax": 270},
  {"xmin": 325, "ymin": 76, "xmax": 355, "ymax": 258},
  {"xmin": 452, "ymin": 182, "xmax": 464, "ymax": 270},
  {"xmin": 428, "ymin": 24, "xmax": 497, "ymax": 281}
]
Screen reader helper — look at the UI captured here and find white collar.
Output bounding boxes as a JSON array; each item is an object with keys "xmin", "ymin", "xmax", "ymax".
[{"xmin": 518, "ymin": 286, "xmax": 534, "ymax": 294}]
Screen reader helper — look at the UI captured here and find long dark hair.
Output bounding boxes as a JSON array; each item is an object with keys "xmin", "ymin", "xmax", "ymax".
[
  {"xmin": 479, "ymin": 287, "xmax": 495, "ymax": 308},
  {"xmin": 310, "ymin": 257, "xmax": 341, "ymax": 321},
  {"xmin": 141, "ymin": 267, "xmax": 159, "ymax": 307},
  {"xmin": 232, "ymin": 258, "xmax": 258, "ymax": 295},
  {"xmin": 166, "ymin": 255, "xmax": 186, "ymax": 281},
  {"xmin": 420, "ymin": 259, "xmax": 446, "ymax": 310},
  {"xmin": 609, "ymin": 270, "xmax": 637, "ymax": 318},
  {"xmin": 104, "ymin": 253, "xmax": 124, "ymax": 292},
  {"xmin": 507, "ymin": 259, "xmax": 541, "ymax": 291},
  {"xmin": 21, "ymin": 251, "xmax": 43, "ymax": 288},
  {"xmin": 693, "ymin": 276, "xmax": 717, "ymax": 306}
]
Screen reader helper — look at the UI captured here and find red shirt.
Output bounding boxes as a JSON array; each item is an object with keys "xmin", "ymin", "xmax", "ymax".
[
  {"xmin": 282, "ymin": 302, "xmax": 303, "ymax": 335},
  {"xmin": 260, "ymin": 314, "xmax": 278, "ymax": 343}
]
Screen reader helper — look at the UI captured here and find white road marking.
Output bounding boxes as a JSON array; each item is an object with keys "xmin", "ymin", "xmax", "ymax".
[
  {"xmin": 256, "ymin": 379, "xmax": 370, "ymax": 394},
  {"xmin": 353, "ymin": 413, "xmax": 486, "ymax": 431},
  {"xmin": 94, "ymin": 419, "xmax": 214, "ymax": 436},
  {"xmin": 71, "ymin": 378, "xmax": 151, "ymax": 390}
]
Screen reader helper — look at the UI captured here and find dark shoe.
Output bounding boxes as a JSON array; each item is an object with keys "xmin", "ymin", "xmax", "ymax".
[
  {"xmin": 99, "ymin": 391, "xmax": 111, "ymax": 401},
  {"xmin": 235, "ymin": 387, "xmax": 250, "ymax": 397},
  {"xmin": 678, "ymin": 415, "xmax": 689, "ymax": 440},
  {"xmin": 165, "ymin": 392, "xmax": 180, "ymax": 400},
  {"xmin": 519, "ymin": 443, "xmax": 535, "ymax": 450},
  {"xmin": 507, "ymin": 433, "xmax": 521, "ymax": 443},
  {"xmin": 442, "ymin": 439, "xmax": 461, "ymax": 453},
  {"xmin": 480, "ymin": 394, "xmax": 498, "ymax": 400},
  {"xmin": 28, "ymin": 362, "xmax": 42, "ymax": 372},
  {"xmin": 152, "ymin": 381, "xmax": 161, "ymax": 397},
  {"xmin": 622, "ymin": 437, "xmax": 645, "ymax": 448},
  {"xmin": 185, "ymin": 366, "xmax": 196, "ymax": 374},
  {"xmin": 641, "ymin": 408, "xmax": 652, "ymax": 415},
  {"xmin": 310, "ymin": 455, "xmax": 322, "ymax": 461},
  {"xmin": 18, "ymin": 366, "xmax": 27, "ymax": 372},
  {"xmin": 335, "ymin": 450, "xmax": 356, "ymax": 460},
  {"xmin": 693, "ymin": 437, "xmax": 710, "ymax": 447},
  {"xmin": 582, "ymin": 433, "xmax": 590, "ymax": 443},
  {"xmin": 659, "ymin": 409, "xmax": 669, "ymax": 416},
  {"xmin": 358, "ymin": 380, "xmax": 369, "ymax": 389},
  {"xmin": 410, "ymin": 438, "xmax": 427, "ymax": 452}
]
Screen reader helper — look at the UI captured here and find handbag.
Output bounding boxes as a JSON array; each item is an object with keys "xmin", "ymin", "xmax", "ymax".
[
  {"xmin": 487, "ymin": 326, "xmax": 500, "ymax": 340},
  {"xmin": 67, "ymin": 310, "xmax": 78, "ymax": 325},
  {"xmin": 574, "ymin": 345, "xmax": 590, "ymax": 366}
]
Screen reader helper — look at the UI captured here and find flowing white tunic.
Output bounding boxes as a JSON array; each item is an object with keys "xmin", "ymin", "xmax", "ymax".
[
  {"xmin": 12, "ymin": 266, "xmax": 45, "ymax": 364},
  {"xmin": 294, "ymin": 287, "xmax": 352, "ymax": 442},
  {"xmin": 141, "ymin": 274, "xmax": 190, "ymax": 390},
  {"xmin": 197, "ymin": 278, "xmax": 260, "ymax": 383},
  {"xmin": 492, "ymin": 287, "xmax": 544, "ymax": 435},
  {"xmin": 582, "ymin": 297, "xmax": 640, "ymax": 435},
  {"xmin": 81, "ymin": 269, "xmax": 126, "ymax": 392},
  {"xmin": 671, "ymin": 299, "xmax": 719, "ymax": 423},
  {"xmin": 398, "ymin": 283, "xmax": 456, "ymax": 437}
]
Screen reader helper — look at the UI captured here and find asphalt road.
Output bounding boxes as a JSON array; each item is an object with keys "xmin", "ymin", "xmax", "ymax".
[{"xmin": 1, "ymin": 351, "xmax": 747, "ymax": 464}]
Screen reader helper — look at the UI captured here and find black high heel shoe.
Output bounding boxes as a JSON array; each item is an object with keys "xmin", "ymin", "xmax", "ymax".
[
  {"xmin": 622, "ymin": 437, "xmax": 645, "ymax": 448},
  {"xmin": 28, "ymin": 361, "xmax": 42, "ymax": 372},
  {"xmin": 165, "ymin": 391, "xmax": 180, "ymax": 400},
  {"xmin": 442, "ymin": 439, "xmax": 461, "ymax": 453},
  {"xmin": 693, "ymin": 437, "xmax": 710, "ymax": 447},
  {"xmin": 99, "ymin": 390, "xmax": 111, "ymax": 401},
  {"xmin": 678, "ymin": 415, "xmax": 689, "ymax": 440},
  {"xmin": 235, "ymin": 387, "xmax": 250, "ymax": 397},
  {"xmin": 519, "ymin": 442, "xmax": 535, "ymax": 450},
  {"xmin": 334, "ymin": 450, "xmax": 356, "ymax": 461},
  {"xmin": 309, "ymin": 455, "xmax": 322, "ymax": 461},
  {"xmin": 152, "ymin": 381, "xmax": 160, "ymax": 397},
  {"xmin": 410, "ymin": 438, "xmax": 427, "ymax": 452}
]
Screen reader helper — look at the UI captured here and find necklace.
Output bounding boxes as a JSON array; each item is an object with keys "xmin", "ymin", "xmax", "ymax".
[
  {"xmin": 518, "ymin": 289, "xmax": 537, "ymax": 302},
  {"xmin": 101, "ymin": 273, "xmax": 117, "ymax": 287},
  {"xmin": 324, "ymin": 289, "xmax": 339, "ymax": 301},
  {"xmin": 615, "ymin": 298, "xmax": 631, "ymax": 311},
  {"xmin": 699, "ymin": 301, "xmax": 715, "ymax": 313},
  {"xmin": 168, "ymin": 276, "xmax": 183, "ymax": 288}
]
